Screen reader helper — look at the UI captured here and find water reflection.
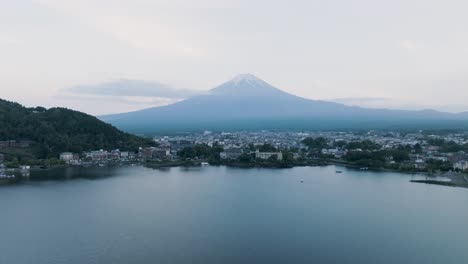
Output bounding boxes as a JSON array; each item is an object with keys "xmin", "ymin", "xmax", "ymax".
[{"xmin": 0, "ymin": 165, "xmax": 467, "ymax": 264}]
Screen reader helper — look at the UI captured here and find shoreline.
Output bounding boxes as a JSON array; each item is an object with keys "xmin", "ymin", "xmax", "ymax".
[
  {"xmin": 2, "ymin": 160, "xmax": 467, "ymax": 189},
  {"xmin": 146, "ymin": 160, "xmax": 468, "ymax": 189}
]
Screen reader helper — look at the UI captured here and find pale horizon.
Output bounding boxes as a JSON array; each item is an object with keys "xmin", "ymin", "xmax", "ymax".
[{"xmin": 2, "ymin": 0, "xmax": 468, "ymax": 115}]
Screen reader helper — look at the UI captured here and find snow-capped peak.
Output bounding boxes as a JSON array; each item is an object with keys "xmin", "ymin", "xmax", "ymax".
[{"xmin": 230, "ymin": 73, "xmax": 263, "ymax": 84}]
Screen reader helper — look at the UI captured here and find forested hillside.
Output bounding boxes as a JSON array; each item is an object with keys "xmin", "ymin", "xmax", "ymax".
[{"xmin": 0, "ymin": 99, "xmax": 155, "ymax": 159}]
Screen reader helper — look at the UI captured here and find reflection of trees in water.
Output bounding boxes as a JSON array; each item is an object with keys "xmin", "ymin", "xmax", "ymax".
[
  {"xmin": 22, "ymin": 166, "xmax": 124, "ymax": 183},
  {"xmin": 64, "ymin": 167, "xmax": 74, "ymax": 180},
  {"xmin": 155, "ymin": 167, "xmax": 171, "ymax": 172},
  {"xmin": 180, "ymin": 167, "xmax": 202, "ymax": 172}
]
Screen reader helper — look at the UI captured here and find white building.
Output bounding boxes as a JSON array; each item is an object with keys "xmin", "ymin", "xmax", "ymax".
[
  {"xmin": 220, "ymin": 148, "xmax": 243, "ymax": 160},
  {"xmin": 255, "ymin": 150, "xmax": 283, "ymax": 161},
  {"xmin": 322, "ymin": 148, "xmax": 346, "ymax": 158},
  {"xmin": 59, "ymin": 152, "xmax": 74, "ymax": 162},
  {"xmin": 86, "ymin": 150, "xmax": 109, "ymax": 161},
  {"xmin": 454, "ymin": 161, "xmax": 468, "ymax": 171}
]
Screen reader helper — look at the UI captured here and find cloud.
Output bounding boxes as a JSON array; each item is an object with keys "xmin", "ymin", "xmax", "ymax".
[
  {"xmin": 32, "ymin": 0, "xmax": 209, "ymax": 57},
  {"xmin": 65, "ymin": 79, "xmax": 201, "ymax": 99},
  {"xmin": 0, "ymin": 34, "xmax": 21, "ymax": 46},
  {"xmin": 56, "ymin": 94, "xmax": 182, "ymax": 106},
  {"xmin": 90, "ymin": 15, "xmax": 205, "ymax": 57},
  {"xmin": 397, "ymin": 40, "xmax": 417, "ymax": 50},
  {"xmin": 52, "ymin": 94, "xmax": 183, "ymax": 115}
]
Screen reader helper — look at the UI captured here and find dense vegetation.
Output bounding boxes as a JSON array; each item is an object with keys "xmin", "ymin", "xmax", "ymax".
[
  {"xmin": 344, "ymin": 140, "xmax": 381, "ymax": 151},
  {"xmin": 0, "ymin": 99, "xmax": 155, "ymax": 161},
  {"xmin": 300, "ymin": 136, "xmax": 458, "ymax": 172},
  {"xmin": 426, "ymin": 138, "xmax": 468, "ymax": 153},
  {"xmin": 302, "ymin": 137, "xmax": 381, "ymax": 151},
  {"xmin": 176, "ymin": 143, "xmax": 299, "ymax": 168},
  {"xmin": 344, "ymin": 149, "xmax": 410, "ymax": 168},
  {"xmin": 302, "ymin": 137, "xmax": 328, "ymax": 149},
  {"xmin": 178, "ymin": 143, "xmax": 224, "ymax": 162}
]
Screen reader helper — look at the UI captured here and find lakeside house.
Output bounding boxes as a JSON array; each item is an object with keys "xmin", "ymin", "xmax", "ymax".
[
  {"xmin": 220, "ymin": 148, "xmax": 243, "ymax": 160},
  {"xmin": 255, "ymin": 150, "xmax": 283, "ymax": 161},
  {"xmin": 152, "ymin": 147, "xmax": 171, "ymax": 160},
  {"xmin": 140, "ymin": 147, "xmax": 156, "ymax": 160},
  {"xmin": 59, "ymin": 152, "xmax": 74, "ymax": 162},
  {"xmin": 139, "ymin": 147, "xmax": 171, "ymax": 161},
  {"xmin": 108, "ymin": 150, "xmax": 121, "ymax": 161},
  {"xmin": 120, "ymin": 151, "xmax": 129, "ymax": 160},
  {"xmin": 454, "ymin": 161, "xmax": 468, "ymax": 171},
  {"xmin": 59, "ymin": 149, "xmax": 138, "ymax": 164},
  {"xmin": 87, "ymin": 150, "xmax": 109, "ymax": 161},
  {"xmin": 321, "ymin": 148, "xmax": 346, "ymax": 158}
]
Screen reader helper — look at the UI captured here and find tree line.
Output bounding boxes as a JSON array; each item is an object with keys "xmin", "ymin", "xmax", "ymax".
[{"xmin": 0, "ymin": 99, "xmax": 155, "ymax": 161}]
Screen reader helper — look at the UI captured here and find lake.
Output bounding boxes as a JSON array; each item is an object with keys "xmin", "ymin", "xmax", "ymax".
[{"xmin": 1, "ymin": 165, "xmax": 467, "ymax": 264}]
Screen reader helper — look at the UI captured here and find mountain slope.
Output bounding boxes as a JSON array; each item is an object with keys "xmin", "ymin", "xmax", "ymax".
[
  {"xmin": 0, "ymin": 99, "xmax": 154, "ymax": 158},
  {"xmin": 101, "ymin": 74, "xmax": 468, "ymax": 133}
]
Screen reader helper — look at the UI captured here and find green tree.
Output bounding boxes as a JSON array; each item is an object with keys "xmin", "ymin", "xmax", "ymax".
[
  {"xmin": 414, "ymin": 143, "xmax": 423, "ymax": 154},
  {"xmin": 302, "ymin": 137, "xmax": 328, "ymax": 149}
]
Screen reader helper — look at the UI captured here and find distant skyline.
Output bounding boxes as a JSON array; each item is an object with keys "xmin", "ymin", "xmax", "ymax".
[{"xmin": 2, "ymin": 0, "xmax": 468, "ymax": 115}]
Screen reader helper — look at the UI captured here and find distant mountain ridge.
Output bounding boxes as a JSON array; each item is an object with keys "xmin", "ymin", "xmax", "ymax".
[{"xmin": 100, "ymin": 74, "xmax": 468, "ymax": 133}]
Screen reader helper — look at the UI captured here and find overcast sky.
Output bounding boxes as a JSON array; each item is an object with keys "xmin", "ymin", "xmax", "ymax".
[{"xmin": 1, "ymin": 0, "xmax": 468, "ymax": 115}]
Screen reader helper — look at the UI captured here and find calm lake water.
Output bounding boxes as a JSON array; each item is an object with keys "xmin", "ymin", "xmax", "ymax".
[{"xmin": 1, "ymin": 165, "xmax": 467, "ymax": 264}]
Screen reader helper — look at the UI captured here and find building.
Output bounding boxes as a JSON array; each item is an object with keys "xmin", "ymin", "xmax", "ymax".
[
  {"xmin": 448, "ymin": 152, "xmax": 468, "ymax": 163},
  {"xmin": 152, "ymin": 147, "xmax": 171, "ymax": 160},
  {"xmin": 414, "ymin": 158, "xmax": 427, "ymax": 169},
  {"xmin": 454, "ymin": 161, "xmax": 468, "ymax": 171},
  {"xmin": 433, "ymin": 156, "xmax": 449, "ymax": 162},
  {"xmin": 108, "ymin": 150, "xmax": 121, "ymax": 161},
  {"xmin": 140, "ymin": 147, "xmax": 157, "ymax": 160},
  {"xmin": 128, "ymin": 152, "xmax": 137, "ymax": 160},
  {"xmin": 59, "ymin": 152, "xmax": 74, "ymax": 162},
  {"xmin": 87, "ymin": 150, "xmax": 108, "ymax": 161},
  {"xmin": 321, "ymin": 148, "xmax": 346, "ymax": 158},
  {"xmin": 220, "ymin": 148, "xmax": 243, "ymax": 160},
  {"xmin": 255, "ymin": 150, "xmax": 283, "ymax": 161},
  {"xmin": 120, "ymin": 152, "xmax": 129, "ymax": 160}
]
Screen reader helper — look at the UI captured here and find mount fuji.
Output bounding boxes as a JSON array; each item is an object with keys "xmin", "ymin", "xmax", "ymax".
[{"xmin": 100, "ymin": 74, "xmax": 468, "ymax": 133}]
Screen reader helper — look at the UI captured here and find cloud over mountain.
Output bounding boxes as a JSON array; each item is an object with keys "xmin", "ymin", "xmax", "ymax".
[{"xmin": 66, "ymin": 79, "xmax": 201, "ymax": 99}]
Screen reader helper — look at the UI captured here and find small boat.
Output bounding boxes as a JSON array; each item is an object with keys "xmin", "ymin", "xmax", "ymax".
[
  {"xmin": 98, "ymin": 163, "xmax": 106, "ymax": 167},
  {"xmin": 201, "ymin": 162, "xmax": 209, "ymax": 166},
  {"xmin": 360, "ymin": 167, "xmax": 369, "ymax": 170},
  {"xmin": 336, "ymin": 170, "xmax": 343, "ymax": 173}
]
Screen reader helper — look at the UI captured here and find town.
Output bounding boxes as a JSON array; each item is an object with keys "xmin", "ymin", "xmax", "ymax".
[
  {"xmin": 2, "ymin": 130, "xmax": 468, "ymax": 178},
  {"xmin": 151, "ymin": 130, "xmax": 468, "ymax": 172}
]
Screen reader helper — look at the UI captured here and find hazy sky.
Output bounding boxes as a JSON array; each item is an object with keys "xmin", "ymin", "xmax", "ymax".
[{"xmin": 1, "ymin": 0, "xmax": 468, "ymax": 115}]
